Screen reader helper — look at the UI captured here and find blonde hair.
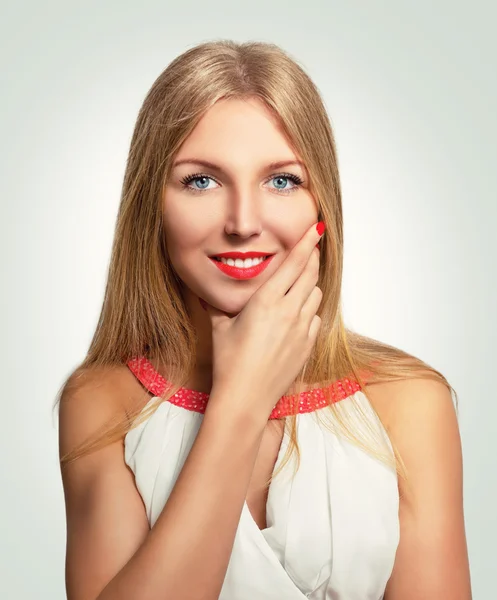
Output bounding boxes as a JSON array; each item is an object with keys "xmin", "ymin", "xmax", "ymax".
[{"xmin": 55, "ymin": 39, "xmax": 457, "ymax": 493}]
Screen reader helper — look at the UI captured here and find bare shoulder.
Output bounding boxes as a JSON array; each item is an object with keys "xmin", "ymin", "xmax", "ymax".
[
  {"xmin": 58, "ymin": 363, "xmax": 151, "ymax": 456},
  {"xmin": 364, "ymin": 376, "xmax": 456, "ymax": 434},
  {"xmin": 365, "ymin": 376, "xmax": 461, "ymax": 502}
]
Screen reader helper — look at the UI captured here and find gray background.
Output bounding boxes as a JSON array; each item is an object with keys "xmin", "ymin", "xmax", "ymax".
[{"xmin": 1, "ymin": 1, "xmax": 495, "ymax": 598}]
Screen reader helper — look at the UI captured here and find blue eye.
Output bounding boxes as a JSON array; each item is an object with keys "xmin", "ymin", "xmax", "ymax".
[
  {"xmin": 179, "ymin": 172, "xmax": 304, "ymax": 195},
  {"xmin": 179, "ymin": 174, "xmax": 218, "ymax": 192},
  {"xmin": 267, "ymin": 174, "xmax": 303, "ymax": 192}
]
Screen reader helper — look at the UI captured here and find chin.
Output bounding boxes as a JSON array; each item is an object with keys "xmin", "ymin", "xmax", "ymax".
[
  {"xmin": 181, "ymin": 274, "xmax": 255, "ymax": 316},
  {"xmin": 201, "ymin": 291, "xmax": 251, "ymax": 316},
  {"xmin": 212, "ymin": 299, "xmax": 244, "ymax": 316}
]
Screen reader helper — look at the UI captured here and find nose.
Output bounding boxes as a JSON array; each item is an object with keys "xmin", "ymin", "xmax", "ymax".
[{"xmin": 223, "ymin": 191, "xmax": 263, "ymax": 239}]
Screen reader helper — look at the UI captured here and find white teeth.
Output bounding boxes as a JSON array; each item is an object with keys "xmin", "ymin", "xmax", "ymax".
[{"xmin": 217, "ymin": 256, "xmax": 267, "ymax": 268}]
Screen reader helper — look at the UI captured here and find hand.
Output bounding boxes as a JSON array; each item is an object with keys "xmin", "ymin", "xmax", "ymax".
[{"xmin": 202, "ymin": 221, "xmax": 325, "ymax": 419}]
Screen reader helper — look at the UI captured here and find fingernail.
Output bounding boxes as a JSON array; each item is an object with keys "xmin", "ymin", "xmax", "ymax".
[
  {"xmin": 316, "ymin": 221, "xmax": 326, "ymax": 236},
  {"xmin": 199, "ymin": 298, "xmax": 207, "ymax": 311}
]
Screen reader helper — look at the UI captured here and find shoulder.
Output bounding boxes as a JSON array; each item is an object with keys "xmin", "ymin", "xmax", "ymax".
[
  {"xmin": 365, "ymin": 377, "xmax": 461, "ymax": 503},
  {"xmin": 58, "ymin": 363, "xmax": 152, "ymax": 460},
  {"xmin": 365, "ymin": 377, "xmax": 456, "ymax": 429},
  {"xmin": 365, "ymin": 376, "xmax": 457, "ymax": 434},
  {"xmin": 60, "ymin": 363, "xmax": 149, "ymax": 415}
]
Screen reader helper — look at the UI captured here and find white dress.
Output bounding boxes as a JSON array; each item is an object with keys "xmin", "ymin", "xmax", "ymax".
[{"xmin": 124, "ymin": 357, "xmax": 400, "ymax": 600}]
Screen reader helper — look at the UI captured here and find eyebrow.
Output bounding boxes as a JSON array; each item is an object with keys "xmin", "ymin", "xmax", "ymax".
[{"xmin": 172, "ymin": 158, "xmax": 306, "ymax": 172}]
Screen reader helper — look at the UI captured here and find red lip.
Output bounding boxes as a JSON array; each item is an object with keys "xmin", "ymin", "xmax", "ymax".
[{"xmin": 209, "ymin": 255, "xmax": 275, "ymax": 280}]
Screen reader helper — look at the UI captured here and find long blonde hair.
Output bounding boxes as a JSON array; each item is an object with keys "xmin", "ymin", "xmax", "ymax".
[{"xmin": 56, "ymin": 39, "xmax": 457, "ymax": 491}]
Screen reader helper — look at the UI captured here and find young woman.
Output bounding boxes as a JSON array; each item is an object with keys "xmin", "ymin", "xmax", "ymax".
[{"xmin": 57, "ymin": 40, "xmax": 472, "ymax": 599}]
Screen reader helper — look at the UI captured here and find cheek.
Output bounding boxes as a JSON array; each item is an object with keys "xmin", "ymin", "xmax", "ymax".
[
  {"xmin": 275, "ymin": 204, "xmax": 319, "ymax": 247},
  {"xmin": 162, "ymin": 203, "xmax": 212, "ymax": 258}
]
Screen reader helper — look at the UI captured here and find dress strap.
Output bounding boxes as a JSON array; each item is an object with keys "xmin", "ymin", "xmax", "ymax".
[{"xmin": 127, "ymin": 356, "xmax": 169, "ymax": 397}]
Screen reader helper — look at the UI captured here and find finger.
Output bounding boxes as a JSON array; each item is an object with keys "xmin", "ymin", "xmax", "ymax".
[
  {"xmin": 307, "ymin": 314, "xmax": 322, "ymax": 343},
  {"xmin": 299, "ymin": 285, "xmax": 323, "ymax": 329},
  {"xmin": 284, "ymin": 246, "xmax": 320, "ymax": 312},
  {"xmin": 257, "ymin": 221, "xmax": 325, "ymax": 302}
]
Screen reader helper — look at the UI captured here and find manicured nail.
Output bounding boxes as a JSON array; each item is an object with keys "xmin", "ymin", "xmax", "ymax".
[
  {"xmin": 199, "ymin": 298, "xmax": 207, "ymax": 311},
  {"xmin": 316, "ymin": 221, "xmax": 326, "ymax": 236}
]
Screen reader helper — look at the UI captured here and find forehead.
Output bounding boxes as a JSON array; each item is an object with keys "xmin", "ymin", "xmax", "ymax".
[{"xmin": 175, "ymin": 97, "xmax": 298, "ymax": 162}]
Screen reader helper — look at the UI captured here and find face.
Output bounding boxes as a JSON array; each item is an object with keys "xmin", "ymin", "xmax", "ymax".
[{"xmin": 162, "ymin": 97, "xmax": 319, "ymax": 318}]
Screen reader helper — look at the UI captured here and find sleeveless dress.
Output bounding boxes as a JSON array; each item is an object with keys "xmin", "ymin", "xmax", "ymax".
[{"xmin": 124, "ymin": 357, "xmax": 400, "ymax": 600}]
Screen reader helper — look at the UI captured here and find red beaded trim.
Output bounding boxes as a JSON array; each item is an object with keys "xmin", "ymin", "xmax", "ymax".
[{"xmin": 127, "ymin": 356, "xmax": 370, "ymax": 420}]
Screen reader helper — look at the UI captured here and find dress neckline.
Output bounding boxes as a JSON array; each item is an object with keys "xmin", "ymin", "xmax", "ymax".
[{"xmin": 126, "ymin": 356, "xmax": 370, "ymax": 420}]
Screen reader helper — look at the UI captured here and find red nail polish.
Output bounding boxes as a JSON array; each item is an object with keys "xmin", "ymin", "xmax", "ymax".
[{"xmin": 316, "ymin": 221, "xmax": 326, "ymax": 236}]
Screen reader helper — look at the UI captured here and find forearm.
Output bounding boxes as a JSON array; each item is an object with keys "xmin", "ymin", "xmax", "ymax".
[{"xmin": 97, "ymin": 385, "xmax": 268, "ymax": 600}]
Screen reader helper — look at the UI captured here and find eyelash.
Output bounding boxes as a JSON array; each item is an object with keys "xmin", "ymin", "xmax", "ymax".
[{"xmin": 179, "ymin": 172, "xmax": 305, "ymax": 195}]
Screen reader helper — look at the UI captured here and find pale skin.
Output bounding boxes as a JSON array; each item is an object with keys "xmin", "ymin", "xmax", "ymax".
[{"xmin": 59, "ymin": 97, "xmax": 471, "ymax": 599}]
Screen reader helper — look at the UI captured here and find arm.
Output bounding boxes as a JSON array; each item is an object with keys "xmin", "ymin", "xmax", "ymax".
[
  {"xmin": 369, "ymin": 378, "xmax": 472, "ymax": 599},
  {"xmin": 60, "ymin": 374, "xmax": 268, "ymax": 600}
]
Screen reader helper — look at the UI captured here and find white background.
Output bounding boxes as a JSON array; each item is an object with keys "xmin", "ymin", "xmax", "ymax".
[{"xmin": 1, "ymin": 1, "xmax": 495, "ymax": 598}]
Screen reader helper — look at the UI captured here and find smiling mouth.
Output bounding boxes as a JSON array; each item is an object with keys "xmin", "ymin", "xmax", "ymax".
[{"xmin": 208, "ymin": 254, "xmax": 275, "ymax": 280}]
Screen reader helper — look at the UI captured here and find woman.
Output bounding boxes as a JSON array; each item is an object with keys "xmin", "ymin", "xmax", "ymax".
[{"xmin": 57, "ymin": 40, "xmax": 471, "ymax": 599}]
